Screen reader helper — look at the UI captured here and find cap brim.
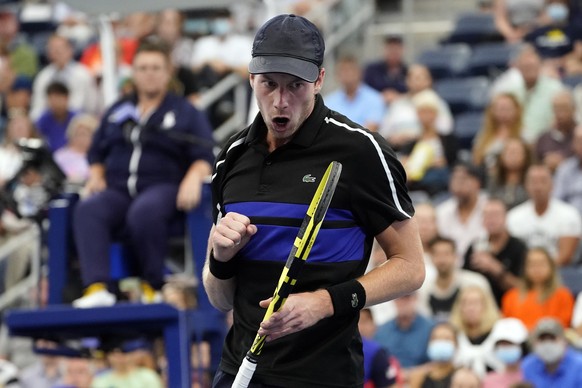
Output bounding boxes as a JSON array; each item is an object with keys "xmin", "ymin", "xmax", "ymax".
[{"xmin": 249, "ymin": 56, "xmax": 319, "ymax": 82}]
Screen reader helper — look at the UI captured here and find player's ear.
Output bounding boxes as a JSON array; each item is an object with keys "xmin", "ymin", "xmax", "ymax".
[
  {"xmin": 314, "ymin": 68, "xmax": 325, "ymax": 94},
  {"xmin": 249, "ymin": 74, "xmax": 255, "ymax": 89}
]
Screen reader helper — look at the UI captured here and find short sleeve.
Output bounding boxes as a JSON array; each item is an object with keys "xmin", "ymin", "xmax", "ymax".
[
  {"xmin": 558, "ymin": 204, "xmax": 582, "ymax": 237},
  {"xmin": 501, "ymin": 288, "xmax": 517, "ymax": 318},
  {"xmin": 552, "ymin": 287, "xmax": 574, "ymax": 328},
  {"xmin": 349, "ymin": 131, "xmax": 414, "ymax": 236}
]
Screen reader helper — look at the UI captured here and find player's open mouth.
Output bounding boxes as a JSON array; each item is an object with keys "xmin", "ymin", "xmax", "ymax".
[{"xmin": 272, "ymin": 117, "xmax": 290, "ymax": 130}]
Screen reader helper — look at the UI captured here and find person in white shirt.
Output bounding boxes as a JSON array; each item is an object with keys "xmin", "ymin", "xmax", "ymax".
[
  {"xmin": 489, "ymin": 44, "xmax": 564, "ymax": 143},
  {"xmin": 436, "ymin": 163, "xmax": 488, "ymax": 260},
  {"xmin": 507, "ymin": 163, "xmax": 582, "ymax": 266},
  {"xmin": 30, "ymin": 34, "xmax": 99, "ymax": 120},
  {"xmin": 418, "ymin": 237, "xmax": 493, "ymax": 321},
  {"xmin": 379, "ymin": 64, "xmax": 453, "ymax": 150},
  {"xmin": 190, "ymin": 13, "xmax": 252, "ymax": 79}
]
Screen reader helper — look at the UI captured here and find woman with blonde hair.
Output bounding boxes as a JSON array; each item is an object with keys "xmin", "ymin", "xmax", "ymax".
[
  {"xmin": 53, "ymin": 113, "xmax": 99, "ymax": 187},
  {"xmin": 449, "ymin": 285, "xmax": 503, "ymax": 377},
  {"xmin": 502, "ymin": 247, "xmax": 574, "ymax": 330},
  {"xmin": 472, "ymin": 93, "xmax": 524, "ymax": 170},
  {"xmin": 380, "ymin": 64, "xmax": 454, "ymax": 150}
]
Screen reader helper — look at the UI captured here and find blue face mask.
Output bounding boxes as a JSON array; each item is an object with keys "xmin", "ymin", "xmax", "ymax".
[
  {"xmin": 494, "ymin": 345, "xmax": 522, "ymax": 364},
  {"xmin": 212, "ymin": 19, "xmax": 231, "ymax": 36},
  {"xmin": 427, "ymin": 339, "xmax": 455, "ymax": 362},
  {"xmin": 547, "ymin": 3, "xmax": 569, "ymax": 22}
]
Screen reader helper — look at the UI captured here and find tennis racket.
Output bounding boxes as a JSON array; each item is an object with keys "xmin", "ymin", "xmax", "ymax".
[{"xmin": 231, "ymin": 161, "xmax": 343, "ymax": 388}]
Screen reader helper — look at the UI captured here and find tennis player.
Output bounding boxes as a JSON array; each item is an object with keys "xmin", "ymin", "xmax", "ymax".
[{"xmin": 203, "ymin": 14, "xmax": 425, "ymax": 388}]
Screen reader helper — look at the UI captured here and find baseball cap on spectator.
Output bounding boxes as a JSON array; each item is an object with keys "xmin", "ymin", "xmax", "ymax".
[
  {"xmin": 531, "ymin": 317, "xmax": 564, "ymax": 339},
  {"xmin": 490, "ymin": 318, "xmax": 528, "ymax": 344},
  {"xmin": 249, "ymin": 14, "xmax": 325, "ymax": 83}
]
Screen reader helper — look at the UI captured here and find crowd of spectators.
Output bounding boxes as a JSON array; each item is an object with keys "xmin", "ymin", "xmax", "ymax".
[
  {"xmin": 0, "ymin": 0, "xmax": 581, "ymax": 386},
  {"xmin": 345, "ymin": 1, "xmax": 582, "ymax": 387}
]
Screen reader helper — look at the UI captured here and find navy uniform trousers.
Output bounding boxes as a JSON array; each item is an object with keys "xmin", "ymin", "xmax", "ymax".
[{"xmin": 73, "ymin": 183, "xmax": 180, "ymax": 290}]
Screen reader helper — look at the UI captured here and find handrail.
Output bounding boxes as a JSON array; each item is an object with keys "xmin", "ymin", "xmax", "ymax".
[
  {"xmin": 195, "ymin": 72, "xmax": 244, "ymax": 111},
  {"xmin": 324, "ymin": 1, "xmax": 375, "ymax": 57},
  {"xmin": 212, "ymin": 81, "xmax": 249, "ymax": 144}
]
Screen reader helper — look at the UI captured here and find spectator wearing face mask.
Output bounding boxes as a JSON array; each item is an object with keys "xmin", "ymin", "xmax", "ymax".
[
  {"xmin": 483, "ymin": 318, "xmax": 529, "ymax": 388},
  {"xmin": 408, "ymin": 322, "xmax": 458, "ymax": 388},
  {"xmin": 521, "ymin": 317, "xmax": 582, "ymax": 386}
]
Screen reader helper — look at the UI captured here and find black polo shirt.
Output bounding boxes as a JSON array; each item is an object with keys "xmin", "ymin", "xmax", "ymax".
[{"xmin": 211, "ymin": 95, "xmax": 414, "ymax": 387}]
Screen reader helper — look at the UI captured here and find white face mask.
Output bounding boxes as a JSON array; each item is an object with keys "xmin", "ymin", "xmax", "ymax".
[
  {"xmin": 534, "ymin": 340, "xmax": 566, "ymax": 364},
  {"xmin": 494, "ymin": 344, "xmax": 523, "ymax": 365},
  {"xmin": 427, "ymin": 339, "xmax": 456, "ymax": 362},
  {"xmin": 546, "ymin": 3, "xmax": 569, "ymax": 22}
]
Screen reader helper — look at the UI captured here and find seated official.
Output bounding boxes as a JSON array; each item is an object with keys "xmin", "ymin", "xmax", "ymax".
[{"xmin": 72, "ymin": 40, "xmax": 214, "ymax": 308}]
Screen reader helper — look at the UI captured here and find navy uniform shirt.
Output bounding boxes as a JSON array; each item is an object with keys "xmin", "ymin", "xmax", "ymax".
[
  {"xmin": 88, "ymin": 93, "xmax": 214, "ymax": 196},
  {"xmin": 211, "ymin": 95, "xmax": 414, "ymax": 387}
]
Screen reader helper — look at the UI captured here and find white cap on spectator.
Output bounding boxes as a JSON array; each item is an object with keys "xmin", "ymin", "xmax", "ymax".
[{"xmin": 490, "ymin": 318, "xmax": 528, "ymax": 345}]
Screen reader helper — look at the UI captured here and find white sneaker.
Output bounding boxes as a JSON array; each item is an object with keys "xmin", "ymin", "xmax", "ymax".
[{"xmin": 72, "ymin": 290, "xmax": 117, "ymax": 308}]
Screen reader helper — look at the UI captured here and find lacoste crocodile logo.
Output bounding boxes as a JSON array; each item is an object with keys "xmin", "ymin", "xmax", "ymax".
[
  {"xmin": 351, "ymin": 293, "xmax": 358, "ymax": 308},
  {"xmin": 302, "ymin": 174, "xmax": 316, "ymax": 183}
]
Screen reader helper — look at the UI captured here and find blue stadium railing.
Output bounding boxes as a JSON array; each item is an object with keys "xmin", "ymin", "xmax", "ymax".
[{"xmin": 5, "ymin": 183, "xmax": 226, "ymax": 388}]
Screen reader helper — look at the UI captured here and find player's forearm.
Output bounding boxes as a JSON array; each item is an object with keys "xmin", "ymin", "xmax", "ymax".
[
  {"xmin": 359, "ymin": 254, "xmax": 425, "ymax": 307},
  {"xmin": 360, "ymin": 218, "xmax": 425, "ymax": 306},
  {"xmin": 202, "ymin": 261, "xmax": 236, "ymax": 312}
]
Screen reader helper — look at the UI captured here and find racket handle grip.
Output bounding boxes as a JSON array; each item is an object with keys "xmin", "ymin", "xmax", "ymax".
[{"xmin": 232, "ymin": 356, "xmax": 257, "ymax": 388}]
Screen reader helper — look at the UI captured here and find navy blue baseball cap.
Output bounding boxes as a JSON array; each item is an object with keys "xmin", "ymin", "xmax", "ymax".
[{"xmin": 249, "ymin": 14, "xmax": 325, "ymax": 82}]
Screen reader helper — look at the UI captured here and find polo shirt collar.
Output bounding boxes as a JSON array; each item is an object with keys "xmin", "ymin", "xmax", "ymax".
[{"xmin": 245, "ymin": 94, "xmax": 329, "ymax": 148}]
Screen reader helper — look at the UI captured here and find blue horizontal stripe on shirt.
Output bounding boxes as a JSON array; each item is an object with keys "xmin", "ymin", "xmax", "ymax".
[
  {"xmin": 239, "ymin": 224, "xmax": 365, "ymax": 263},
  {"xmin": 225, "ymin": 202, "xmax": 354, "ymax": 222}
]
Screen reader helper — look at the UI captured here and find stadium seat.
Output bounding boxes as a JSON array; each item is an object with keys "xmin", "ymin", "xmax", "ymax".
[
  {"xmin": 453, "ymin": 110, "xmax": 485, "ymax": 150},
  {"xmin": 434, "ymin": 76, "xmax": 490, "ymax": 115},
  {"xmin": 465, "ymin": 43, "xmax": 517, "ymax": 78},
  {"xmin": 445, "ymin": 12, "xmax": 503, "ymax": 45},
  {"xmin": 562, "ymin": 74, "xmax": 582, "ymax": 90},
  {"xmin": 560, "ymin": 265, "xmax": 582, "ymax": 296},
  {"xmin": 417, "ymin": 44, "xmax": 471, "ymax": 80}
]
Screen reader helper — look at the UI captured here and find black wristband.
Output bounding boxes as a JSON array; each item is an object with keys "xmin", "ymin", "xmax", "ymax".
[
  {"xmin": 208, "ymin": 251, "xmax": 236, "ymax": 280},
  {"xmin": 326, "ymin": 279, "xmax": 366, "ymax": 317}
]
